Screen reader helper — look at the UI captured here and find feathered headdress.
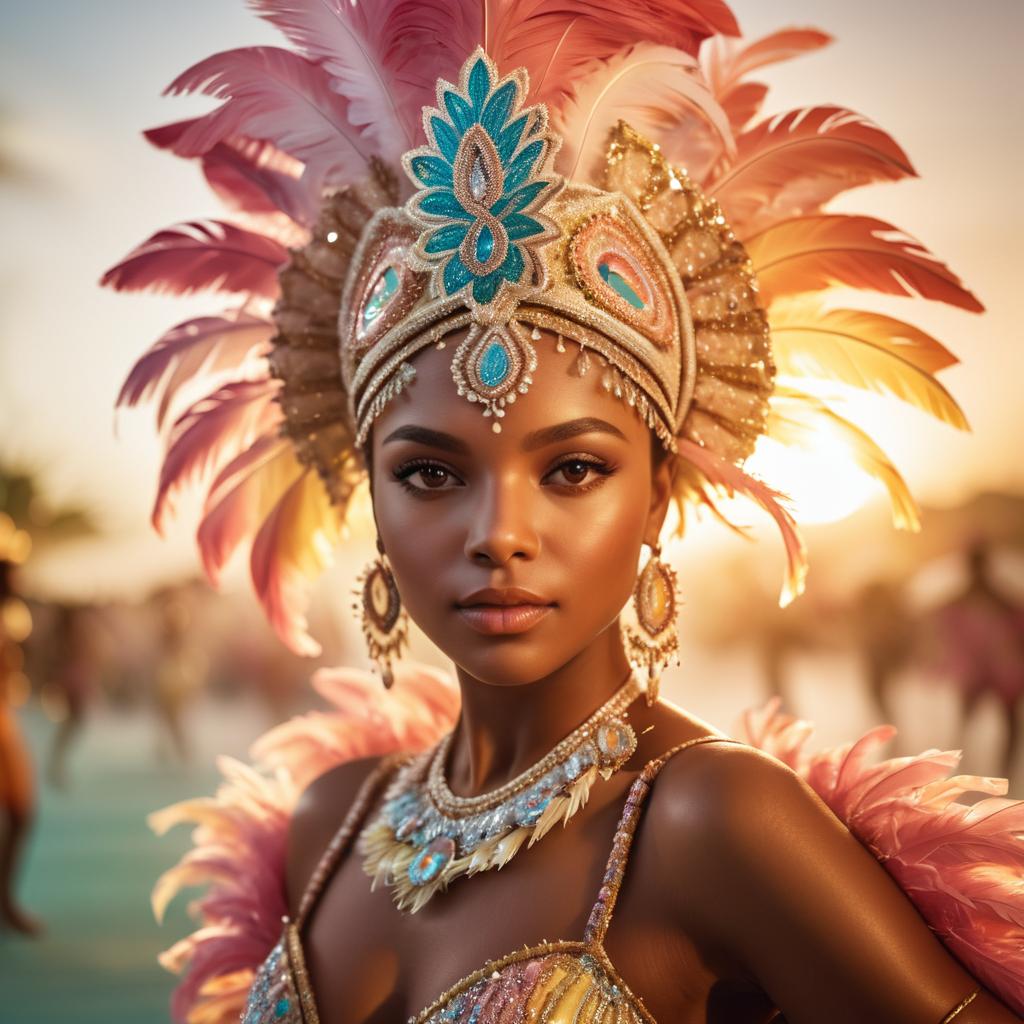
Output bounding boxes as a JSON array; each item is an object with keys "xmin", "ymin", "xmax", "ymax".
[{"xmin": 103, "ymin": 2, "xmax": 981, "ymax": 656}]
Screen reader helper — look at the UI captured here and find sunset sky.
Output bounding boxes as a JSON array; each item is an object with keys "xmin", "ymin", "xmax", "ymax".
[{"xmin": 1, "ymin": 0, "xmax": 1021, "ymax": 606}]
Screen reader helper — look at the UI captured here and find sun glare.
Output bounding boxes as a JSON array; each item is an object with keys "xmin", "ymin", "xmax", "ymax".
[{"xmin": 740, "ymin": 436, "xmax": 879, "ymax": 526}]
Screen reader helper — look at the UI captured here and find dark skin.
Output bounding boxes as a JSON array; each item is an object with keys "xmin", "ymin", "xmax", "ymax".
[{"xmin": 286, "ymin": 328, "xmax": 1018, "ymax": 1023}]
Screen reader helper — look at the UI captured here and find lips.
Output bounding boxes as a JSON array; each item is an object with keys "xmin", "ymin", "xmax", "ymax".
[{"xmin": 455, "ymin": 587, "xmax": 556, "ymax": 636}]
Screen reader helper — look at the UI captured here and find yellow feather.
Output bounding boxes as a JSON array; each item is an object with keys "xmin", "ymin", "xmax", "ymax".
[{"xmin": 769, "ymin": 301, "xmax": 967, "ymax": 429}]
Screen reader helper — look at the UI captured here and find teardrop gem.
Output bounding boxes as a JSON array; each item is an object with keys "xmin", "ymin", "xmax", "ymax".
[
  {"xmin": 469, "ymin": 154, "xmax": 487, "ymax": 200},
  {"xmin": 479, "ymin": 341, "xmax": 510, "ymax": 387},
  {"xmin": 475, "ymin": 224, "xmax": 495, "ymax": 262},
  {"xmin": 361, "ymin": 265, "xmax": 400, "ymax": 332},
  {"xmin": 598, "ymin": 262, "xmax": 645, "ymax": 310}
]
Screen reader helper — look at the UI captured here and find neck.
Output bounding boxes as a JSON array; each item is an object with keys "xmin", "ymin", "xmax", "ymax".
[{"xmin": 446, "ymin": 622, "xmax": 636, "ymax": 797}]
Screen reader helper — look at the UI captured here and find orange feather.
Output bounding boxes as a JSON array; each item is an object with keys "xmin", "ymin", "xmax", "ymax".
[
  {"xmin": 745, "ymin": 214, "xmax": 984, "ymax": 312},
  {"xmin": 709, "ymin": 106, "xmax": 915, "ymax": 237}
]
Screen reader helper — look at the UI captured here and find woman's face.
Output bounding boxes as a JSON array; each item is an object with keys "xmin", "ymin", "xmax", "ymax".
[{"xmin": 369, "ymin": 328, "xmax": 672, "ymax": 687}]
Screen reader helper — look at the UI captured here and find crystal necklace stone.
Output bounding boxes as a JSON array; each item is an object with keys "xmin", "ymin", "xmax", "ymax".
[{"xmin": 358, "ymin": 672, "xmax": 642, "ymax": 912}]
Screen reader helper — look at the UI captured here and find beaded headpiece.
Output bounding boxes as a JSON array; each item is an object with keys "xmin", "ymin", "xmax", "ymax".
[{"xmin": 104, "ymin": 4, "xmax": 981, "ymax": 654}]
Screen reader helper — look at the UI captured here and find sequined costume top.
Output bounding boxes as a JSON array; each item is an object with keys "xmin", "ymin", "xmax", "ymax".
[{"xmin": 240, "ymin": 734, "xmax": 749, "ymax": 1024}]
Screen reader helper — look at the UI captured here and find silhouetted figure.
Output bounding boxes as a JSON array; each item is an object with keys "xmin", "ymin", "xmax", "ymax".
[
  {"xmin": 925, "ymin": 540, "xmax": 1024, "ymax": 779},
  {"xmin": 0, "ymin": 536, "xmax": 42, "ymax": 935},
  {"xmin": 45, "ymin": 605, "xmax": 97, "ymax": 790},
  {"xmin": 851, "ymin": 580, "xmax": 918, "ymax": 727}
]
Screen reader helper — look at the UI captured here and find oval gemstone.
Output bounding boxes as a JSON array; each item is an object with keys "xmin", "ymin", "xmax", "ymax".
[
  {"xmin": 475, "ymin": 224, "xmax": 495, "ymax": 262},
  {"xmin": 598, "ymin": 261, "xmax": 646, "ymax": 310},
  {"xmin": 408, "ymin": 835, "xmax": 456, "ymax": 886},
  {"xmin": 639, "ymin": 560, "xmax": 673, "ymax": 633},
  {"xmin": 361, "ymin": 265, "xmax": 400, "ymax": 332},
  {"xmin": 478, "ymin": 341, "xmax": 510, "ymax": 387}
]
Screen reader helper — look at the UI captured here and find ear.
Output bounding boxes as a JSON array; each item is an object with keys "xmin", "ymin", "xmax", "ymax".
[{"xmin": 644, "ymin": 452, "xmax": 674, "ymax": 548}]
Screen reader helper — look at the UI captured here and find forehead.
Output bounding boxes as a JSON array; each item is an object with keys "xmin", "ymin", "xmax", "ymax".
[{"xmin": 370, "ymin": 328, "xmax": 653, "ymax": 452}]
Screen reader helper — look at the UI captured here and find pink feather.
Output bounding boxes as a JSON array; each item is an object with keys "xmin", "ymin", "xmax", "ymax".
[
  {"xmin": 197, "ymin": 435, "xmax": 301, "ymax": 586},
  {"xmin": 482, "ymin": 1, "xmax": 739, "ymax": 109},
  {"xmin": 708, "ymin": 106, "xmax": 916, "ymax": 237},
  {"xmin": 116, "ymin": 311, "xmax": 274, "ymax": 432},
  {"xmin": 101, "ymin": 220, "xmax": 288, "ymax": 297},
  {"xmin": 149, "ymin": 661, "xmax": 458, "ymax": 1024},
  {"xmin": 252, "ymin": 663, "xmax": 461, "ymax": 789},
  {"xmin": 744, "ymin": 214, "xmax": 985, "ymax": 313},
  {"xmin": 675, "ymin": 437, "xmax": 808, "ymax": 606},
  {"xmin": 153, "ymin": 379, "xmax": 280, "ymax": 534},
  {"xmin": 702, "ymin": 27, "xmax": 833, "ymax": 130},
  {"xmin": 739, "ymin": 702, "xmax": 1024, "ymax": 1014},
  {"xmin": 146, "ymin": 119, "xmax": 316, "ymax": 227},
  {"xmin": 164, "ymin": 46, "xmax": 373, "ymax": 188},
  {"xmin": 248, "ymin": 0, "xmax": 432, "ymax": 164},
  {"xmin": 552, "ymin": 42, "xmax": 733, "ymax": 183}
]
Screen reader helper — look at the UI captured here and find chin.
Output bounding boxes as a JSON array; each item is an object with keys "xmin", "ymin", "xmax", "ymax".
[{"xmin": 446, "ymin": 642, "xmax": 574, "ymax": 689}]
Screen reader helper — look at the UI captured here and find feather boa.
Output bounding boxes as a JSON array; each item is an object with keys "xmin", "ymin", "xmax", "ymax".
[{"xmin": 151, "ymin": 662, "xmax": 1024, "ymax": 1023}]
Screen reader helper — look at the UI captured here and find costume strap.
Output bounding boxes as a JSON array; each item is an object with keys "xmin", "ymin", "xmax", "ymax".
[
  {"xmin": 295, "ymin": 753, "xmax": 406, "ymax": 930},
  {"xmin": 584, "ymin": 734, "xmax": 744, "ymax": 945}
]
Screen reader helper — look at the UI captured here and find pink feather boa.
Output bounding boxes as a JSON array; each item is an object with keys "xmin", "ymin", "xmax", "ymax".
[{"xmin": 150, "ymin": 665, "xmax": 1024, "ymax": 1022}]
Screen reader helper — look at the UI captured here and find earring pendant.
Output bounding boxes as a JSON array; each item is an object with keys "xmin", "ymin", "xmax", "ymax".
[
  {"xmin": 622, "ymin": 543, "xmax": 681, "ymax": 706},
  {"xmin": 353, "ymin": 550, "xmax": 409, "ymax": 688}
]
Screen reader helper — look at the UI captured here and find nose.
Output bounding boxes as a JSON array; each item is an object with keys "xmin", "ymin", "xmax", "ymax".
[{"xmin": 463, "ymin": 469, "xmax": 540, "ymax": 566}]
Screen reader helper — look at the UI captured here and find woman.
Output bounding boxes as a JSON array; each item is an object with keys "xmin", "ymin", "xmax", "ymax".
[{"xmin": 106, "ymin": 3, "xmax": 1023, "ymax": 1021}]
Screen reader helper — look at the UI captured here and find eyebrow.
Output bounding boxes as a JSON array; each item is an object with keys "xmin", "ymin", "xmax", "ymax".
[
  {"xmin": 381, "ymin": 425, "xmax": 470, "ymax": 454},
  {"xmin": 381, "ymin": 417, "xmax": 628, "ymax": 454},
  {"xmin": 523, "ymin": 417, "xmax": 628, "ymax": 451}
]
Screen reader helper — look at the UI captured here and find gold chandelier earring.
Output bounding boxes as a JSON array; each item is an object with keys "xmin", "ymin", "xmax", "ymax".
[
  {"xmin": 621, "ymin": 541, "xmax": 681, "ymax": 706},
  {"xmin": 353, "ymin": 537, "xmax": 410, "ymax": 689}
]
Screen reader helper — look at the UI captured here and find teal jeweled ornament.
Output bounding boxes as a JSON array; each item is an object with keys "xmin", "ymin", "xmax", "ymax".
[
  {"xmin": 598, "ymin": 262, "xmax": 646, "ymax": 310},
  {"xmin": 360, "ymin": 265, "xmax": 400, "ymax": 333},
  {"xmin": 408, "ymin": 835, "xmax": 456, "ymax": 886},
  {"xmin": 401, "ymin": 47, "xmax": 564, "ymax": 433}
]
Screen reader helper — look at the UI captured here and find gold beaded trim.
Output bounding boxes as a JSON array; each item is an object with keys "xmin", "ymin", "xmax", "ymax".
[
  {"xmin": 427, "ymin": 670, "xmax": 642, "ymax": 814},
  {"xmin": 939, "ymin": 987, "xmax": 980, "ymax": 1023}
]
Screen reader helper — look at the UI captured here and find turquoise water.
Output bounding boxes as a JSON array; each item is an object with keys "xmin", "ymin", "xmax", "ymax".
[{"xmin": 1, "ymin": 703, "xmax": 261, "ymax": 1023}]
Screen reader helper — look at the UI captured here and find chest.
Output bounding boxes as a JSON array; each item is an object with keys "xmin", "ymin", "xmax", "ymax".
[{"xmin": 296, "ymin": 779, "xmax": 768, "ymax": 1024}]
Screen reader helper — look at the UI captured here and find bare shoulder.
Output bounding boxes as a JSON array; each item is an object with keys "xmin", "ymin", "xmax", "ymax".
[
  {"xmin": 284, "ymin": 755, "xmax": 389, "ymax": 918},
  {"xmin": 640, "ymin": 738, "xmax": 851, "ymax": 933}
]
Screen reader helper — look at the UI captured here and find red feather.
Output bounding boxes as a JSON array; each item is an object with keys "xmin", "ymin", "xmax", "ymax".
[
  {"xmin": 164, "ymin": 46, "xmax": 373, "ymax": 187},
  {"xmin": 117, "ymin": 311, "xmax": 274, "ymax": 432},
  {"xmin": 153, "ymin": 379, "xmax": 280, "ymax": 534},
  {"xmin": 745, "ymin": 215, "xmax": 984, "ymax": 312},
  {"xmin": 197, "ymin": 434, "xmax": 301, "ymax": 586},
  {"xmin": 101, "ymin": 220, "xmax": 288, "ymax": 297},
  {"xmin": 709, "ymin": 106, "xmax": 916, "ymax": 236}
]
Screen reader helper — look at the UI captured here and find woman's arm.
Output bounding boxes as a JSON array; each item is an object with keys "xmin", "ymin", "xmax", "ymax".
[{"xmin": 653, "ymin": 744, "xmax": 1020, "ymax": 1023}]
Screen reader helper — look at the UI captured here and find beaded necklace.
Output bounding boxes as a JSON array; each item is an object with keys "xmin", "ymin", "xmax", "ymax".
[{"xmin": 359, "ymin": 671, "xmax": 642, "ymax": 912}]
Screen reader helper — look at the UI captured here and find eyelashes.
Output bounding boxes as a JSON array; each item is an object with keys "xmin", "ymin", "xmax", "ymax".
[{"xmin": 391, "ymin": 455, "xmax": 617, "ymax": 498}]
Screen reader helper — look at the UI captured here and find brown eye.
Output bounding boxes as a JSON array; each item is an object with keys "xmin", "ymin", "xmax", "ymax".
[
  {"xmin": 418, "ymin": 466, "xmax": 450, "ymax": 488},
  {"xmin": 559, "ymin": 459, "xmax": 590, "ymax": 485}
]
